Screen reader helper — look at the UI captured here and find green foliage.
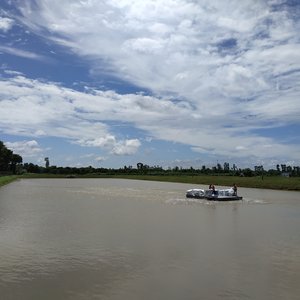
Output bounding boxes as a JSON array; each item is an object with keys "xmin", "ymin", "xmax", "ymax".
[
  {"xmin": 0, "ymin": 175, "xmax": 19, "ymax": 187},
  {"xmin": 2, "ymin": 139, "xmax": 300, "ymax": 191},
  {"xmin": 20, "ymin": 173, "xmax": 300, "ymax": 191},
  {"xmin": 0, "ymin": 141, "xmax": 23, "ymax": 174}
]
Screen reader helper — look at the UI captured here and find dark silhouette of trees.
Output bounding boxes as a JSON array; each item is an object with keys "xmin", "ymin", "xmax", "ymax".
[
  {"xmin": 1, "ymin": 140, "xmax": 300, "ymax": 177},
  {"xmin": 10, "ymin": 154, "xmax": 23, "ymax": 174},
  {"xmin": 45, "ymin": 157, "xmax": 50, "ymax": 168},
  {"xmin": 0, "ymin": 141, "xmax": 23, "ymax": 174},
  {"xmin": 18, "ymin": 160, "xmax": 300, "ymax": 177}
]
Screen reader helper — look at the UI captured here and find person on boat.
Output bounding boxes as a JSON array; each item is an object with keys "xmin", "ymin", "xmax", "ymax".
[
  {"xmin": 232, "ymin": 183, "xmax": 237, "ymax": 196},
  {"xmin": 209, "ymin": 184, "xmax": 215, "ymax": 195}
]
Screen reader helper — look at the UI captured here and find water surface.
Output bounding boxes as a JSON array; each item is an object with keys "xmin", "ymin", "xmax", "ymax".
[{"xmin": 0, "ymin": 179, "xmax": 299, "ymax": 299}]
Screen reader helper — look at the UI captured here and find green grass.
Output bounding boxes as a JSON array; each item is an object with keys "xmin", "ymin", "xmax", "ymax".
[
  {"xmin": 0, "ymin": 175, "xmax": 19, "ymax": 187},
  {"xmin": 108, "ymin": 174, "xmax": 300, "ymax": 190},
  {"xmin": 19, "ymin": 173, "xmax": 300, "ymax": 191}
]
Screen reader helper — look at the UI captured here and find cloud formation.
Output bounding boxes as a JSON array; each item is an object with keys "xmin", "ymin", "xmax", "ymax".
[
  {"xmin": 1, "ymin": 74, "xmax": 299, "ymax": 162},
  {"xmin": 1, "ymin": 0, "xmax": 299, "ymax": 166},
  {"xmin": 16, "ymin": 1, "xmax": 300, "ymax": 98},
  {"xmin": 0, "ymin": 76, "xmax": 142, "ymax": 157},
  {"xmin": 0, "ymin": 17, "xmax": 14, "ymax": 32},
  {"xmin": 0, "ymin": 46, "xmax": 46, "ymax": 60},
  {"xmin": 5, "ymin": 140, "xmax": 43, "ymax": 158}
]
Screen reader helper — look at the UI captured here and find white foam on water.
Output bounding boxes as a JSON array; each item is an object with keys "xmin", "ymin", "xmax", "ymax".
[
  {"xmin": 165, "ymin": 197, "xmax": 270, "ymax": 206},
  {"xmin": 165, "ymin": 197, "xmax": 206, "ymax": 205},
  {"xmin": 241, "ymin": 198, "xmax": 269, "ymax": 204}
]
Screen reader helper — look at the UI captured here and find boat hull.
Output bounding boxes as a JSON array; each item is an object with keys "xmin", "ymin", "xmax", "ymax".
[
  {"xmin": 186, "ymin": 188, "xmax": 242, "ymax": 201},
  {"xmin": 186, "ymin": 193, "xmax": 206, "ymax": 199},
  {"xmin": 205, "ymin": 196, "xmax": 243, "ymax": 201}
]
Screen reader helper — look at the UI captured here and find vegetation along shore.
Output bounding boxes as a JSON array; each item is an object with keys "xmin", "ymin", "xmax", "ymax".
[
  {"xmin": 1, "ymin": 173, "xmax": 300, "ymax": 191},
  {"xmin": 1, "ymin": 140, "xmax": 300, "ymax": 191},
  {"xmin": 0, "ymin": 176, "xmax": 19, "ymax": 188}
]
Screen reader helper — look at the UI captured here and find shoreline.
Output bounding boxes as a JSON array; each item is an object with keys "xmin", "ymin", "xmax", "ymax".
[
  {"xmin": 0, "ymin": 175, "xmax": 20, "ymax": 188},
  {"xmin": 1, "ymin": 174, "xmax": 300, "ymax": 191}
]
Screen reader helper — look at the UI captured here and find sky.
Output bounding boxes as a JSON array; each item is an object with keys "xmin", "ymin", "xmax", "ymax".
[{"xmin": 0, "ymin": 0, "xmax": 300, "ymax": 170}]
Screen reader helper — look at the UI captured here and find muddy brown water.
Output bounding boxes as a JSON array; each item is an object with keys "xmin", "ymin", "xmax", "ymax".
[{"xmin": 0, "ymin": 179, "xmax": 299, "ymax": 299}]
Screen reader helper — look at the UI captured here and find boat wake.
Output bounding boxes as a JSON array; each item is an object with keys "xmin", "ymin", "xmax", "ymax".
[
  {"xmin": 241, "ymin": 198, "xmax": 269, "ymax": 204},
  {"xmin": 165, "ymin": 198, "xmax": 207, "ymax": 205},
  {"xmin": 165, "ymin": 197, "xmax": 267, "ymax": 205}
]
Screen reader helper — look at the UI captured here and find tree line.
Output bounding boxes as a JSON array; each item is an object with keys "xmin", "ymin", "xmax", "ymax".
[
  {"xmin": 17, "ymin": 162, "xmax": 300, "ymax": 177},
  {"xmin": 1, "ymin": 140, "xmax": 300, "ymax": 177},
  {"xmin": 0, "ymin": 141, "xmax": 23, "ymax": 174}
]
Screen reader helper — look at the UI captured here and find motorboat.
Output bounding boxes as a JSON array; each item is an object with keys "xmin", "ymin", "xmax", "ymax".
[{"xmin": 186, "ymin": 187, "xmax": 242, "ymax": 201}]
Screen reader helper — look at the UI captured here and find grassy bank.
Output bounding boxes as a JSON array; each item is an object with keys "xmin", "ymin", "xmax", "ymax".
[
  {"xmin": 110, "ymin": 174, "xmax": 300, "ymax": 190},
  {"xmin": 0, "ymin": 175, "xmax": 19, "ymax": 188},
  {"xmin": 20, "ymin": 173, "xmax": 300, "ymax": 191}
]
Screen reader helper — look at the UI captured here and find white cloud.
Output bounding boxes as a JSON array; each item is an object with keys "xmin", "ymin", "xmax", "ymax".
[
  {"xmin": 5, "ymin": 140, "xmax": 43, "ymax": 158},
  {"xmin": 0, "ymin": 17, "xmax": 14, "ymax": 32},
  {"xmin": 111, "ymin": 139, "xmax": 141, "ymax": 155},
  {"xmin": 0, "ymin": 74, "xmax": 299, "ymax": 162},
  {"xmin": 15, "ymin": 0, "xmax": 297, "ymax": 92},
  {"xmin": 15, "ymin": 1, "xmax": 299, "ymax": 104},
  {"xmin": 0, "ymin": 76, "xmax": 109, "ymax": 139},
  {"xmin": 4, "ymin": 70, "xmax": 24, "ymax": 76},
  {"xmin": 1, "ymin": 0, "xmax": 299, "ymax": 164},
  {"xmin": 95, "ymin": 156, "xmax": 106, "ymax": 162},
  {"xmin": 77, "ymin": 135, "xmax": 117, "ymax": 149},
  {"xmin": 123, "ymin": 38, "xmax": 164, "ymax": 54},
  {"xmin": 0, "ymin": 76, "xmax": 142, "ymax": 156},
  {"xmin": 76, "ymin": 135, "xmax": 141, "ymax": 156},
  {"xmin": 0, "ymin": 46, "xmax": 46, "ymax": 61}
]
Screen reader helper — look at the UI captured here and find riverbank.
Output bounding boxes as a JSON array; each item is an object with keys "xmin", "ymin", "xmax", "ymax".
[
  {"xmin": 107, "ymin": 174, "xmax": 300, "ymax": 190},
  {"xmin": 0, "ymin": 175, "xmax": 19, "ymax": 188},
  {"xmin": 1, "ymin": 173, "xmax": 296, "ymax": 191}
]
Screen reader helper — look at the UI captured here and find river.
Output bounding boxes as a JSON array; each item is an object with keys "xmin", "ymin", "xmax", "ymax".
[{"xmin": 0, "ymin": 178, "xmax": 299, "ymax": 299}]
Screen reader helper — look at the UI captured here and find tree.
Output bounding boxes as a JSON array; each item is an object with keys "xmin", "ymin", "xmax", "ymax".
[
  {"xmin": 23, "ymin": 163, "xmax": 41, "ymax": 173},
  {"xmin": 281, "ymin": 164, "xmax": 286, "ymax": 172},
  {"xmin": 137, "ymin": 162, "xmax": 143, "ymax": 169},
  {"xmin": 0, "ymin": 141, "xmax": 23, "ymax": 174},
  {"xmin": 255, "ymin": 165, "xmax": 264, "ymax": 179},
  {"xmin": 224, "ymin": 162, "xmax": 230, "ymax": 172},
  {"xmin": 10, "ymin": 154, "xmax": 23, "ymax": 174},
  {"xmin": 242, "ymin": 168, "xmax": 254, "ymax": 177},
  {"xmin": 45, "ymin": 157, "xmax": 50, "ymax": 168},
  {"xmin": 0, "ymin": 141, "xmax": 13, "ymax": 172}
]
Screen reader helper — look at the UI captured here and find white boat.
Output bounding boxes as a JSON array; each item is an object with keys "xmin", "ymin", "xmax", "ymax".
[{"xmin": 186, "ymin": 188, "xmax": 242, "ymax": 201}]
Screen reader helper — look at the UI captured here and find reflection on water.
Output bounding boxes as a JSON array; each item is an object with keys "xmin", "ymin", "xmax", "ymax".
[{"xmin": 0, "ymin": 179, "xmax": 300, "ymax": 300}]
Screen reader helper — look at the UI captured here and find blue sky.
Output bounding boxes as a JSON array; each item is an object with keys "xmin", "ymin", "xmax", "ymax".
[{"xmin": 0, "ymin": 0, "xmax": 299, "ymax": 169}]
